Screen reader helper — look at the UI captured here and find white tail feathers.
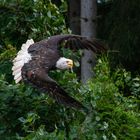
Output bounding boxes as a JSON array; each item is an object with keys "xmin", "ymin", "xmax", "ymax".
[{"xmin": 12, "ymin": 39, "xmax": 34, "ymax": 83}]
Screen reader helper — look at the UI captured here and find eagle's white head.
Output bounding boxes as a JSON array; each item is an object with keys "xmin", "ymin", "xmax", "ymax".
[{"xmin": 56, "ymin": 57, "xmax": 73, "ymax": 70}]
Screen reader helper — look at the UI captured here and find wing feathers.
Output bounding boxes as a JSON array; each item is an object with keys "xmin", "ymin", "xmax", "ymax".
[
  {"xmin": 23, "ymin": 69, "xmax": 86, "ymax": 111},
  {"xmin": 83, "ymin": 40, "xmax": 97, "ymax": 52},
  {"xmin": 47, "ymin": 34, "xmax": 106, "ymax": 53},
  {"xmin": 49, "ymin": 87, "xmax": 85, "ymax": 110}
]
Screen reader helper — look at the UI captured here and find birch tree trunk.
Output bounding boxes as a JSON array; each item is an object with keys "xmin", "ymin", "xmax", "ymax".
[{"xmin": 81, "ymin": 0, "xmax": 97, "ymax": 83}]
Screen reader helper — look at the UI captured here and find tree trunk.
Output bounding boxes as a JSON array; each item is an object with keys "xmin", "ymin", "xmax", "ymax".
[
  {"xmin": 68, "ymin": 0, "xmax": 81, "ymax": 34},
  {"xmin": 81, "ymin": 0, "xmax": 97, "ymax": 83}
]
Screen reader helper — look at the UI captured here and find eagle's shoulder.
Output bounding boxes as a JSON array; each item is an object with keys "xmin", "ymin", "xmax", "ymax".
[
  {"xmin": 28, "ymin": 39, "xmax": 59, "ymax": 54},
  {"xmin": 28, "ymin": 41, "xmax": 46, "ymax": 53}
]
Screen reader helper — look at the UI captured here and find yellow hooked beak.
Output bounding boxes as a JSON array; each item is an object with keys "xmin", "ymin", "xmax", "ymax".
[{"xmin": 67, "ymin": 60, "xmax": 73, "ymax": 68}]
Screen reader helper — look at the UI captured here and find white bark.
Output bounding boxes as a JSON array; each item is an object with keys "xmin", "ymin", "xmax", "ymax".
[{"xmin": 81, "ymin": 0, "xmax": 97, "ymax": 83}]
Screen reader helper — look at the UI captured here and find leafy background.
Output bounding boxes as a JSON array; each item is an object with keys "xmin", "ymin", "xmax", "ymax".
[{"xmin": 0, "ymin": 0, "xmax": 140, "ymax": 139}]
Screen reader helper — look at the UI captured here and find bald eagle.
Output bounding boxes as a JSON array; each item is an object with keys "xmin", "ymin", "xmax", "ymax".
[{"xmin": 12, "ymin": 34, "xmax": 105, "ymax": 111}]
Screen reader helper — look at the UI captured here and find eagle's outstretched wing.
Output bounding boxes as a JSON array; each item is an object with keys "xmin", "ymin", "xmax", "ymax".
[
  {"xmin": 22, "ymin": 68, "xmax": 86, "ymax": 111},
  {"xmin": 12, "ymin": 34, "xmax": 106, "ymax": 111},
  {"xmin": 46, "ymin": 34, "xmax": 106, "ymax": 53}
]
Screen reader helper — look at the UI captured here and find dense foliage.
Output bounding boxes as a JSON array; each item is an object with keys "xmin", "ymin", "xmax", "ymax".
[
  {"xmin": 0, "ymin": 0, "xmax": 68, "ymax": 48},
  {"xmin": 0, "ymin": 55, "xmax": 140, "ymax": 139},
  {"xmin": 0, "ymin": 0, "xmax": 140, "ymax": 139}
]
